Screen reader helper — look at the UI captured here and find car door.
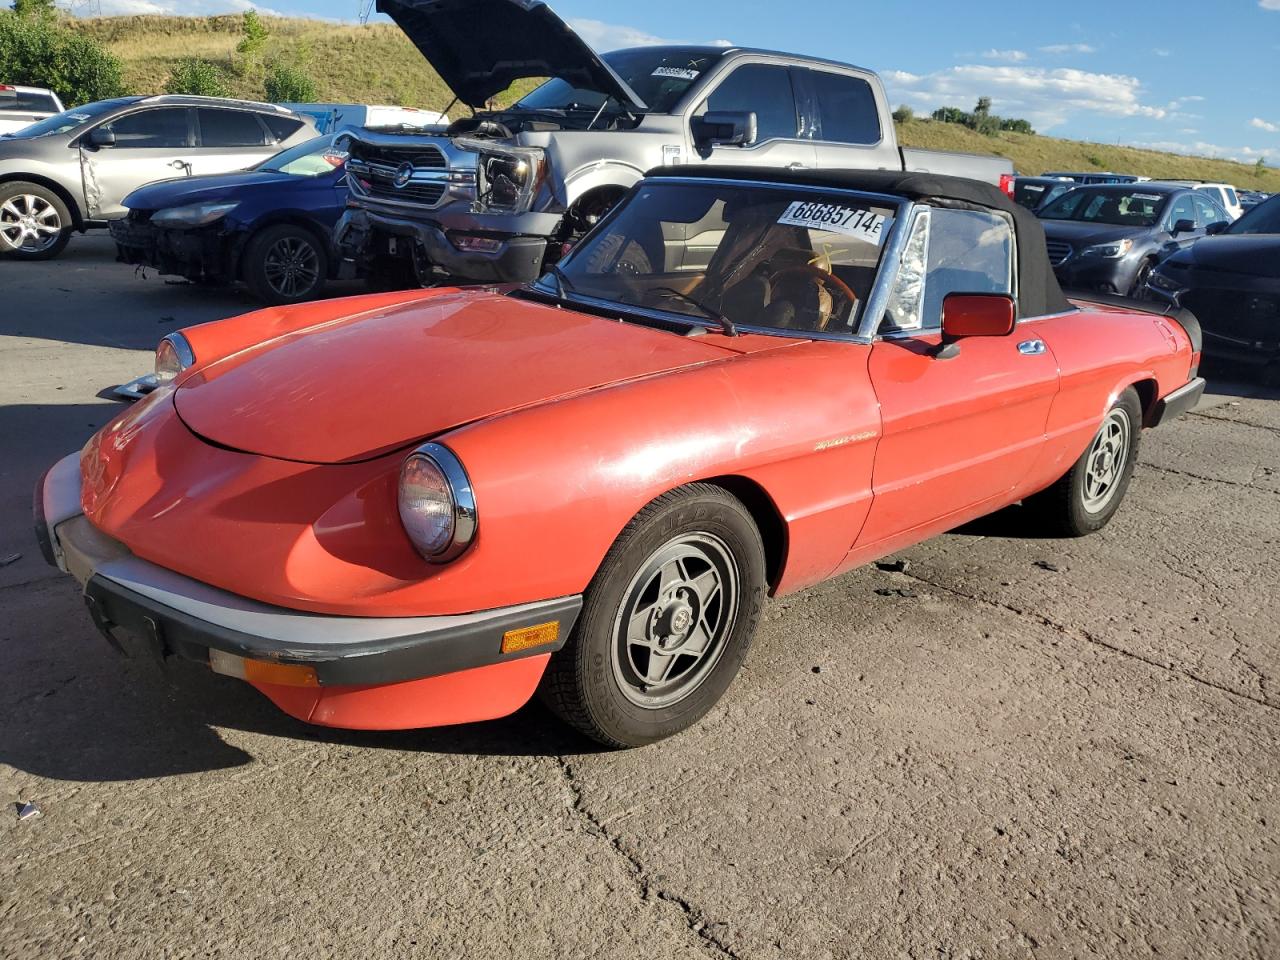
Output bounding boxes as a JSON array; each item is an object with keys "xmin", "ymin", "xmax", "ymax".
[
  {"xmin": 79, "ymin": 106, "xmax": 195, "ymax": 219},
  {"xmin": 793, "ymin": 66, "xmax": 903, "ymax": 174},
  {"xmin": 1192, "ymin": 193, "xmax": 1229, "ymax": 234},
  {"xmin": 686, "ymin": 61, "xmax": 816, "ymax": 171},
  {"xmin": 192, "ymin": 108, "xmax": 278, "ymax": 176},
  {"xmin": 1162, "ymin": 192, "xmax": 1201, "ymax": 252},
  {"xmin": 854, "ymin": 205, "xmax": 1060, "ymax": 552}
]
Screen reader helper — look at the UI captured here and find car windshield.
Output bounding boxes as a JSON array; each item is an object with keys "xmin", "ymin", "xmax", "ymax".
[
  {"xmin": 256, "ymin": 135, "xmax": 346, "ymax": 176},
  {"xmin": 1039, "ymin": 188, "xmax": 1166, "ymax": 227},
  {"xmin": 549, "ymin": 181, "xmax": 898, "ymax": 335},
  {"xmin": 6, "ymin": 98, "xmax": 133, "ymax": 138},
  {"xmin": 516, "ymin": 47, "xmax": 726, "ymax": 115},
  {"xmin": 1227, "ymin": 194, "xmax": 1280, "ymax": 235}
]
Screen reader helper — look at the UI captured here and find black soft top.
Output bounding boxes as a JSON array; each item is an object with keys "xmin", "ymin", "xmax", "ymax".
[{"xmin": 646, "ymin": 166, "xmax": 1072, "ymax": 319}]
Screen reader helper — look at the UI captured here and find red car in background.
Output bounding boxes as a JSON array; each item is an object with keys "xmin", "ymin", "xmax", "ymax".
[{"xmin": 36, "ymin": 168, "xmax": 1205, "ymax": 747}]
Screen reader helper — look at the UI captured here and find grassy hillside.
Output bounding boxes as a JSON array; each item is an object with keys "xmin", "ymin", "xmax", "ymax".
[{"xmin": 71, "ymin": 14, "xmax": 1280, "ymax": 192}]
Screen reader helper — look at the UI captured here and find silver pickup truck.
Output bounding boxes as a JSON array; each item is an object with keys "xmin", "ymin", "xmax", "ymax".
[{"xmin": 336, "ymin": 0, "xmax": 1014, "ymax": 287}]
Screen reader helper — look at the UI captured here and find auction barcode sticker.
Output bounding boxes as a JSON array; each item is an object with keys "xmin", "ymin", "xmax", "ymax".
[
  {"xmin": 653, "ymin": 66, "xmax": 699, "ymax": 80},
  {"xmin": 777, "ymin": 202, "xmax": 892, "ymax": 244}
]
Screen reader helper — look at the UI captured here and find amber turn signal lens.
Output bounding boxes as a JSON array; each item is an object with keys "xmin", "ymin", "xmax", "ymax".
[
  {"xmin": 501, "ymin": 621, "xmax": 560, "ymax": 655},
  {"xmin": 210, "ymin": 648, "xmax": 319, "ymax": 688}
]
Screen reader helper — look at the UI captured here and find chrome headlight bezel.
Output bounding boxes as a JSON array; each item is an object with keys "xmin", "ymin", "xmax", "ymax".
[
  {"xmin": 150, "ymin": 201, "xmax": 239, "ymax": 229},
  {"xmin": 153, "ymin": 332, "xmax": 195, "ymax": 385},
  {"xmin": 455, "ymin": 138, "xmax": 545, "ymax": 215},
  {"xmin": 398, "ymin": 442, "xmax": 477, "ymax": 564}
]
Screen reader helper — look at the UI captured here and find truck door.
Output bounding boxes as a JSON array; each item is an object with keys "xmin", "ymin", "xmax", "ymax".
[
  {"xmin": 792, "ymin": 67, "xmax": 902, "ymax": 174},
  {"xmin": 79, "ymin": 107, "xmax": 194, "ymax": 220},
  {"xmin": 686, "ymin": 62, "xmax": 816, "ymax": 172}
]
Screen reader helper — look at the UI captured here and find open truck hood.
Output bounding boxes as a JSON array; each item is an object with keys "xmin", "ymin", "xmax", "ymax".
[{"xmin": 376, "ymin": 0, "xmax": 646, "ymax": 110}]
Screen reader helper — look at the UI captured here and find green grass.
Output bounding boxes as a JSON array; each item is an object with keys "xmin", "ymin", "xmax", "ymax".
[{"xmin": 70, "ymin": 14, "xmax": 1279, "ymax": 192}]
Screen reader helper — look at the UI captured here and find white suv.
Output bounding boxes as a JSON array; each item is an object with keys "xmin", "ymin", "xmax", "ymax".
[
  {"xmin": 0, "ymin": 85, "xmax": 64, "ymax": 136},
  {"xmin": 1159, "ymin": 181, "xmax": 1245, "ymax": 220}
]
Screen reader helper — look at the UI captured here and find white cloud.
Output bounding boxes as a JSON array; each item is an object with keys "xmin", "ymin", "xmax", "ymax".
[
  {"xmin": 1261, "ymin": 0, "xmax": 1280, "ymax": 10},
  {"xmin": 980, "ymin": 48, "xmax": 1028, "ymax": 62},
  {"xmin": 1167, "ymin": 95, "xmax": 1205, "ymax": 111},
  {"xmin": 1131, "ymin": 138, "xmax": 1274, "ymax": 163},
  {"xmin": 1251, "ymin": 117, "xmax": 1280, "ymax": 133},
  {"xmin": 569, "ymin": 18, "xmax": 730, "ymax": 52},
  {"xmin": 884, "ymin": 64, "xmax": 1167, "ymax": 131},
  {"xmin": 1039, "ymin": 43, "xmax": 1096, "ymax": 54},
  {"xmin": 1153, "ymin": 48, "xmax": 1172, "ymax": 57}
]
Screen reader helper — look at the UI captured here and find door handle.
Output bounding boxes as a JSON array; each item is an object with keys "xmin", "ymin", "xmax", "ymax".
[
  {"xmin": 170, "ymin": 160, "xmax": 192, "ymax": 176},
  {"xmin": 1018, "ymin": 339, "xmax": 1047, "ymax": 356},
  {"xmin": 786, "ymin": 162, "xmax": 811, "ymax": 171}
]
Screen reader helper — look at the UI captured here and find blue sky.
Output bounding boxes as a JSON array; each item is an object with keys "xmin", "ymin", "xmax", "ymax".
[{"xmin": 85, "ymin": 0, "xmax": 1280, "ymax": 163}]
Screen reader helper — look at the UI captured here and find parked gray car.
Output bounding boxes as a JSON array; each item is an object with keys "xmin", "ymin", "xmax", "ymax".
[
  {"xmin": 0, "ymin": 95, "xmax": 315, "ymax": 260},
  {"xmin": 336, "ymin": 0, "xmax": 1014, "ymax": 288}
]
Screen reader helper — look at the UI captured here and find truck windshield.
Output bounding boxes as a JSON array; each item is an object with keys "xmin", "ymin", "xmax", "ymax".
[
  {"xmin": 1038, "ymin": 188, "xmax": 1165, "ymax": 227},
  {"xmin": 1228, "ymin": 195, "xmax": 1280, "ymax": 235},
  {"xmin": 550, "ymin": 180, "xmax": 898, "ymax": 336},
  {"xmin": 516, "ymin": 47, "xmax": 726, "ymax": 115},
  {"xmin": 6, "ymin": 98, "xmax": 133, "ymax": 138}
]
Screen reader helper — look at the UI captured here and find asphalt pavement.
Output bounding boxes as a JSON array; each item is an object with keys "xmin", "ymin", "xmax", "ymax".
[{"xmin": 2, "ymin": 235, "xmax": 1278, "ymax": 959}]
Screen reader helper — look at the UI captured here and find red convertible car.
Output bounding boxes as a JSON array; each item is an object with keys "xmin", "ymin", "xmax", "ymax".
[{"xmin": 36, "ymin": 168, "xmax": 1205, "ymax": 747}]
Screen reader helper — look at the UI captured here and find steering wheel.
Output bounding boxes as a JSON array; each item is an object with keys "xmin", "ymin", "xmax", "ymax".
[{"xmin": 766, "ymin": 265, "xmax": 858, "ymax": 332}]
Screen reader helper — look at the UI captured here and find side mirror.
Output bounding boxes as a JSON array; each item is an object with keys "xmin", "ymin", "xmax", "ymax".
[
  {"xmin": 1171, "ymin": 218, "xmax": 1195, "ymax": 235},
  {"xmin": 934, "ymin": 293, "xmax": 1016, "ymax": 358},
  {"xmin": 691, "ymin": 111, "xmax": 757, "ymax": 149},
  {"xmin": 86, "ymin": 126, "xmax": 115, "ymax": 148},
  {"xmin": 1205, "ymin": 220, "xmax": 1230, "ymax": 236}
]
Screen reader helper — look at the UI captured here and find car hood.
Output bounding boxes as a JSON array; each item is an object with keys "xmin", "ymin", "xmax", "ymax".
[
  {"xmin": 123, "ymin": 169, "xmax": 325, "ymax": 211},
  {"xmin": 173, "ymin": 290, "xmax": 771, "ymax": 464},
  {"xmin": 1040, "ymin": 219, "xmax": 1150, "ymax": 246},
  {"xmin": 376, "ymin": 0, "xmax": 646, "ymax": 110},
  {"xmin": 1166, "ymin": 235, "xmax": 1280, "ymax": 278}
]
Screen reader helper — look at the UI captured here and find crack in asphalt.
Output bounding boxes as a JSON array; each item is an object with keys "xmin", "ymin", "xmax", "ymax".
[
  {"xmin": 1189, "ymin": 410, "xmax": 1280, "ymax": 437},
  {"xmin": 897, "ymin": 571, "xmax": 1278, "ymax": 715},
  {"xmin": 554, "ymin": 756, "xmax": 742, "ymax": 960},
  {"xmin": 1138, "ymin": 461, "xmax": 1280, "ymax": 496}
]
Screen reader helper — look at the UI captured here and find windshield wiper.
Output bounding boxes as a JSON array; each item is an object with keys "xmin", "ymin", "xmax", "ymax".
[
  {"xmin": 546, "ymin": 262, "xmax": 577, "ymax": 300},
  {"xmin": 650, "ymin": 286, "xmax": 738, "ymax": 337}
]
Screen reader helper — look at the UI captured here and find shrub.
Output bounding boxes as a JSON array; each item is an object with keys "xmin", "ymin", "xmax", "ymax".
[
  {"xmin": 165, "ymin": 57, "xmax": 229, "ymax": 97},
  {"xmin": 0, "ymin": 11, "xmax": 126, "ymax": 106},
  {"xmin": 264, "ymin": 62, "xmax": 316, "ymax": 102},
  {"xmin": 891, "ymin": 104, "xmax": 914, "ymax": 124},
  {"xmin": 236, "ymin": 10, "xmax": 268, "ymax": 60},
  {"xmin": 12, "ymin": 0, "xmax": 56, "ymax": 19}
]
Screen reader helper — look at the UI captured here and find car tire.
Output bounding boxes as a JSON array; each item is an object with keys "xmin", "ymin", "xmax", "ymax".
[
  {"xmin": 581, "ymin": 230, "xmax": 653, "ymax": 277},
  {"xmin": 0, "ymin": 181, "xmax": 72, "ymax": 260},
  {"xmin": 539, "ymin": 484, "xmax": 767, "ymax": 748},
  {"xmin": 1129, "ymin": 259, "xmax": 1156, "ymax": 299},
  {"xmin": 1024, "ymin": 387, "xmax": 1143, "ymax": 537},
  {"xmin": 243, "ymin": 224, "xmax": 328, "ymax": 305}
]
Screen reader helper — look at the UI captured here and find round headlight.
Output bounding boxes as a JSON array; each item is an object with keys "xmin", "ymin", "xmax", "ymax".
[
  {"xmin": 154, "ymin": 333, "xmax": 195, "ymax": 385},
  {"xmin": 398, "ymin": 443, "xmax": 477, "ymax": 563}
]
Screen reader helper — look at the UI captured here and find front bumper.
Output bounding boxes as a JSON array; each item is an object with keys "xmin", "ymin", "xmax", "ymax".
[
  {"xmin": 336, "ymin": 207, "xmax": 550, "ymax": 285},
  {"xmin": 36, "ymin": 453, "xmax": 581, "ymax": 728},
  {"xmin": 1054, "ymin": 255, "xmax": 1142, "ymax": 296},
  {"xmin": 110, "ymin": 217, "xmax": 231, "ymax": 281}
]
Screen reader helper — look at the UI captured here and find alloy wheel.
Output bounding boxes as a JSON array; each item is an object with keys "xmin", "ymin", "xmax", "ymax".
[
  {"xmin": 262, "ymin": 236, "xmax": 321, "ymax": 299},
  {"xmin": 1082, "ymin": 409, "xmax": 1131, "ymax": 512},
  {"xmin": 611, "ymin": 532, "xmax": 740, "ymax": 709},
  {"xmin": 0, "ymin": 194, "xmax": 63, "ymax": 253}
]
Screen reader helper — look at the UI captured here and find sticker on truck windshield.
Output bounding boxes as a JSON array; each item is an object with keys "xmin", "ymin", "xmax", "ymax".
[
  {"xmin": 652, "ymin": 66, "xmax": 699, "ymax": 80},
  {"xmin": 777, "ymin": 202, "xmax": 892, "ymax": 244}
]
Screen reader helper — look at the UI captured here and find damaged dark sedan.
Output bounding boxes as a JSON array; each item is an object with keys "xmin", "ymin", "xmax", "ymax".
[
  {"xmin": 111, "ymin": 135, "xmax": 350, "ymax": 304},
  {"xmin": 1147, "ymin": 193, "xmax": 1280, "ymax": 382}
]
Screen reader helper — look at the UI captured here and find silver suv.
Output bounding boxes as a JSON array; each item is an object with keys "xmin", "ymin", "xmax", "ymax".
[{"xmin": 0, "ymin": 95, "xmax": 315, "ymax": 260}]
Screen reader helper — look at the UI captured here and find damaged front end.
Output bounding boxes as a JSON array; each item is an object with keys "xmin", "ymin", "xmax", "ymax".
[{"xmin": 110, "ymin": 208, "xmax": 239, "ymax": 284}]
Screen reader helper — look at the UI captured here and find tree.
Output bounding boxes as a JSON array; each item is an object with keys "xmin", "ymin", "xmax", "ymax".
[
  {"xmin": 11, "ymin": 0, "xmax": 56, "ymax": 19},
  {"xmin": 165, "ymin": 58, "xmax": 229, "ymax": 98},
  {"xmin": 973, "ymin": 96, "xmax": 993, "ymax": 118},
  {"xmin": 931, "ymin": 106, "xmax": 968, "ymax": 125},
  {"xmin": 0, "ymin": 10, "xmax": 127, "ymax": 106},
  {"xmin": 264, "ymin": 62, "xmax": 316, "ymax": 103},
  {"xmin": 891, "ymin": 104, "xmax": 914, "ymax": 124},
  {"xmin": 236, "ymin": 9, "xmax": 269, "ymax": 61},
  {"xmin": 1256, "ymin": 157, "xmax": 1267, "ymax": 175}
]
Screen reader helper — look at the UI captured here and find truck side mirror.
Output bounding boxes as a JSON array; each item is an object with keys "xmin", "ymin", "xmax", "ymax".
[
  {"xmin": 86, "ymin": 127, "xmax": 116, "ymax": 148},
  {"xmin": 692, "ymin": 111, "xmax": 757, "ymax": 149},
  {"xmin": 1171, "ymin": 218, "xmax": 1195, "ymax": 236}
]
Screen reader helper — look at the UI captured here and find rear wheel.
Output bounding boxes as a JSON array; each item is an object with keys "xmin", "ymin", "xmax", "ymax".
[
  {"xmin": 1024, "ymin": 387, "xmax": 1142, "ymax": 537},
  {"xmin": 0, "ymin": 182, "xmax": 72, "ymax": 260},
  {"xmin": 243, "ymin": 224, "xmax": 328, "ymax": 305},
  {"xmin": 540, "ymin": 484, "xmax": 766, "ymax": 747}
]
